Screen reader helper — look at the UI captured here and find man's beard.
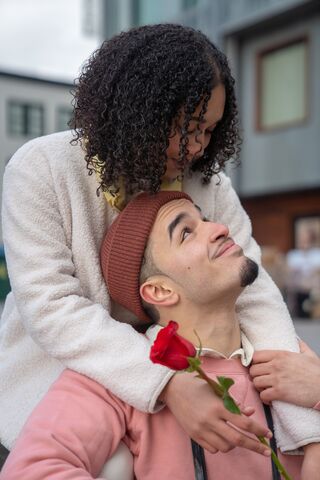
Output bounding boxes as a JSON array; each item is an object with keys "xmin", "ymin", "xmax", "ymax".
[{"xmin": 240, "ymin": 257, "xmax": 259, "ymax": 287}]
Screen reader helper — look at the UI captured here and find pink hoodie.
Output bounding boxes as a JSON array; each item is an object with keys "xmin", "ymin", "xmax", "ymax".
[{"xmin": 1, "ymin": 358, "xmax": 302, "ymax": 479}]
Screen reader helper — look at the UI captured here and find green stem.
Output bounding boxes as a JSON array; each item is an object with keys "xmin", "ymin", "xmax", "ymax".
[
  {"xmin": 194, "ymin": 365, "xmax": 292, "ymax": 480},
  {"xmin": 258, "ymin": 436, "xmax": 292, "ymax": 480}
]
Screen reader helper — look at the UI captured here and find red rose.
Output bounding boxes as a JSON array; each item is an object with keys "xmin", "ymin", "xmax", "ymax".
[{"xmin": 150, "ymin": 321, "xmax": 196, "ymax": 370}]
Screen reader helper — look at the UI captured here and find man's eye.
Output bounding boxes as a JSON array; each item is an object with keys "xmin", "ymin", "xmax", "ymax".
[{"xmin": 181, "ymin": 227, "xmax": 192, "ymax": 242}]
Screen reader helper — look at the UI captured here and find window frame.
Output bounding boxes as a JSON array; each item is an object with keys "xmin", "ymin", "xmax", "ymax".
[
  {"xmin": 255, "ymin": 35, "xmax": 309, "ymax": 132},
  {"xmin": 7, "ymin": 100, "xmax": 44, "ymax": 137}
]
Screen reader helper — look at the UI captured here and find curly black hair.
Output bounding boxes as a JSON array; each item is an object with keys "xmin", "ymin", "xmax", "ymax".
[{"xmin": 71, "ymin": 23, "xmax": 241, "ymax": 195}]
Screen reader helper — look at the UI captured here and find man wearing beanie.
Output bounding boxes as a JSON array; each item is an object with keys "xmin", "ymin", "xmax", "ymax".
[{"xmin": 2, "ymin": 191, "xmax": 318, "ymax": 479}]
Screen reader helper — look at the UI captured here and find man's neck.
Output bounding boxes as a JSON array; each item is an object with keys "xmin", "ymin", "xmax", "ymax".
[{"xmin": 159, "ymin": 303, "xmax": 241, "ymax": 357}]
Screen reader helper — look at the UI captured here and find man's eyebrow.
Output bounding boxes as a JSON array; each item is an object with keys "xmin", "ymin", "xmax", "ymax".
[
  {"xmin": 168, "ymin": 212, "xmax": 188, "ymax": 242},
  {"xmin": 194, "ymin": 204, "xmax": 209, "ymax": 221}
]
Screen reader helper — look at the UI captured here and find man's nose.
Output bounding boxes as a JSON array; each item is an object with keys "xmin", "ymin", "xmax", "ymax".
[{"xmin": 206, "ymin": 222, "xmax": 229, "ymax": 242}]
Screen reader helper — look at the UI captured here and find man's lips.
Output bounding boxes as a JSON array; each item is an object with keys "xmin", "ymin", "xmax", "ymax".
[{"xmin": 215, "ymin": 239, "xmax": 237, "ymax": 258}]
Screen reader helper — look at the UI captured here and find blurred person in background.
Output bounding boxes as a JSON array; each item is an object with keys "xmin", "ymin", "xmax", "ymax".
[
  {"xmin": 261, "ymin": 246, "xmax": 288, "ymax": 298},
  {"xmin": 0, "ymin": 24, "xmax": 319, "ymax": 474},
  {"xmin": 286, "ymin": 228, "xmax": 320, "ymax": 318}
]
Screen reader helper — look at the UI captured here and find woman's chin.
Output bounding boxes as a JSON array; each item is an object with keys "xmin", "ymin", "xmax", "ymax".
[{"xmin": 162, "ymin": 171, "xmax": 180, "ymax": 182}]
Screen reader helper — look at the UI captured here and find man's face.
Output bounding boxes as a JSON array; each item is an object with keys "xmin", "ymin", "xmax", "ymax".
[
  {"xmin": 148, "ymin": 198, "xmax": 257, "ymax": 305},
  {"xmin": 164, "ymin": 83, "xmax": 226, "ymax": 181}
]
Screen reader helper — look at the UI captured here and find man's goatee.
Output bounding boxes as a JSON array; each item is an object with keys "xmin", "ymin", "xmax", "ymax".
[{"xmin": 240, "ymin": 258, "xmax": 259, "ymax": 287}]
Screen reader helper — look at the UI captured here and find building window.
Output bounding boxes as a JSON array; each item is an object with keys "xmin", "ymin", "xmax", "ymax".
[
  {"xmin": 257, "ymin": 37, "xmax": 308, "ymax": 131},
  {"xmin": 56, "ymin": 107, "xmax": 73, "ymax": 132},
  {"xmin": 7, "ymin": 101, "xmax": 44, "ymax": 137}
]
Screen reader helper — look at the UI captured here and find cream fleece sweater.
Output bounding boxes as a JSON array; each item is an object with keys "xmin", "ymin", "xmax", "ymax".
[{"xmin": 1, "ymin": 130, "xmax": 319, "ymax": 452}]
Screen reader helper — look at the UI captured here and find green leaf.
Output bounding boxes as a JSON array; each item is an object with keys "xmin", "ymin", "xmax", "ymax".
[
  {"xmin": 217, "ymin": 376, "xmax": 234, "ymax": 393},
  {"xmin": 223, "ymin": 394, "xmax": 241, "ymax": 415}
]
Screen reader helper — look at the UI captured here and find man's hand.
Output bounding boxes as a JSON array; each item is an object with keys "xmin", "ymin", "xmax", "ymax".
[
  {"xmin": 302, "ymin": 443, "xmax": 320, "ymax": 480},
  {"xmin": 160, "ymin": 371, "xmax": 272, "ymax": 456},
  {"xmin": 250, "ymin": 340, "xmax": 320, "ymax": 408}
]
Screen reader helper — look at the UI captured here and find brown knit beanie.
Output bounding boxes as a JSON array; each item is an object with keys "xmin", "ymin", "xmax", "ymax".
[{"xmin": 100, "ymin": 191, "xmax": 191, "ymax": 323}]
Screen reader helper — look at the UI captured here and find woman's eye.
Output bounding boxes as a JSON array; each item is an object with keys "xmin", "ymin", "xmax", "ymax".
[{"xmin": 181, "ymin": 227, "xmax": 192, "ymax": 242}]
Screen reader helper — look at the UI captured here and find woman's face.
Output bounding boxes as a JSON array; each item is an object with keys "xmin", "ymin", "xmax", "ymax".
[{"xmin": 164, "ymin": 83, "xmax": 226, "ymax": 181}]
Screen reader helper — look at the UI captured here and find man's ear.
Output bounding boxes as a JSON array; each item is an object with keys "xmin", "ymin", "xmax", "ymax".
[{"xmin": 140, "ymin": 277, "xmax": 179, "ymax": 308}]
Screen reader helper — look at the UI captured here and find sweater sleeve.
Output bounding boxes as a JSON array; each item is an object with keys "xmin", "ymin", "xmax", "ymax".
[
  {"xmin": 2, "ymin": 141, "xmax": 172, "ymax": 414},
  {"xmin": 213, "ymin": 172, "xmax": 320, "ymax": 452},
  {"xmin": 0, "ymin": 370, "xmax": 130, "ymax": 480}
]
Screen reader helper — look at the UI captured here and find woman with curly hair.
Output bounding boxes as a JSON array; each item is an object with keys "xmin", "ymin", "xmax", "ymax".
[
  {"xmin": 73, "ymin": 23, "xmax": 239, "ymax": 196},
  {"xmin": 0, "ymin": 24, "xmax": 317, "ymax": 476}
]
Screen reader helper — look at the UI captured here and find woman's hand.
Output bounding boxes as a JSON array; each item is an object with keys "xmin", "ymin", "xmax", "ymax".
[
  {"xmin": 250, "ymin": 340, "xmax": 320, "ymax": 408},
  {"xmin": 160, "ymin": 370, "xmax": 272, "ymax": 456}
]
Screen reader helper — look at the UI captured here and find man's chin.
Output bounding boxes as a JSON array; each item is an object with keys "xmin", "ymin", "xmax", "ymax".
[{"xmin": 240, "ymin": 257, "xmax": 259, "ymax": 287}]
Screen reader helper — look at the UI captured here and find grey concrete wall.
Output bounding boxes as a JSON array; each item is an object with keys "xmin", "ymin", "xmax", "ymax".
[{"xmin": 238, "ymin": 14, "xmax": 320, "ymax": 195}]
